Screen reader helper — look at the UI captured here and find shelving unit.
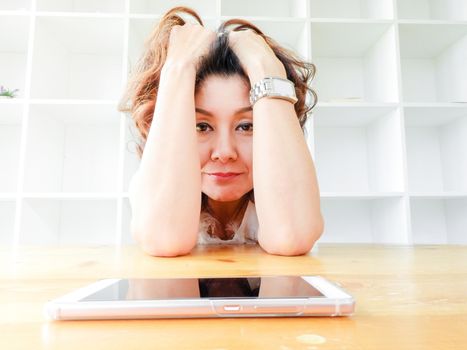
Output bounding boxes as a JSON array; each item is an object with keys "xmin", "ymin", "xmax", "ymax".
[
  {"xmin": 311, "ymin": 21, "xmax": 399, "ymax": 103},
  {"xmin": 314, "ymin": 105, "xmax": 404, "ymax": 193},
  {"xmin": 405, "ymin": 106, "xmax": 467, "ymax": 193},
  {"xmin": 0, "ymin": 16, "xmax": 29, "ymax": 98},
  {"xmin": 1, "ymin": 0, "xmax": 466, "ymax": 247},
  {"xmin": 320, "ymin": 196, "xmax": 408, "ymax": 244},
  {"xmin": 221, "ymin": 0, "xmax": 307, "ymax": 18},
  {"xmin": 31, "ymin": 16, "xmax": 124, "ymax": 100},
  {"xmin": 399, "ymin": 23, "xmax": 467, "ymax": 103},
  {"xmin": 20, "ymin": 198, "xmax": 117, "ymax": 245},
  {"xmin": 309, "ymin": 0, "xmax": 394, "ymax": 19},
  {"xmin": 130, "ymin": 0, "xmax": 217, "ymax": 17},
  {"xmin": 0, "ymin": 104, "xmax": 22, "ymax": 193},
  {"xmin": 36, "ymin": 0, "xmax": 125, "ymax": 13},
  {"xmin": 397, "ymin": 0, "xmax": 467, "ymax": 21},
  {"xmin": 23, "ymin": 103, "xmax": 120, "ymax": 193}
]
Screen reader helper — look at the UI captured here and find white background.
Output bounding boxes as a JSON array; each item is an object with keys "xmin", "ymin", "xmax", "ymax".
[{"xmin": 0, "ymin": 0, "xmax": 466, "ymax": 247}]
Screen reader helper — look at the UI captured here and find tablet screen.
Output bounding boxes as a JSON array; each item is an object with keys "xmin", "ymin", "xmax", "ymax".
[{"xmin": 81, "ymin": 276, "xmax": 325, "ymax": 301}]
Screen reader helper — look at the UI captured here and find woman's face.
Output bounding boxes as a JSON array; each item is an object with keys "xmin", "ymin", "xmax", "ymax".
[{"xmin": 195, "ymin": 74, "xmax": 254, "ymax": 202}]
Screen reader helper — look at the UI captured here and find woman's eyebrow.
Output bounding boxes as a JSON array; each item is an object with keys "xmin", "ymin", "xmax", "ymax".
[{"xmin": 195, "ymin": 106, "xmax": 252, "ymax": 116}]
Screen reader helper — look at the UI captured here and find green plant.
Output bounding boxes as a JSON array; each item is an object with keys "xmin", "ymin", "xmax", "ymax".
[{"xmin": 0, "ymin": 85, "xmax": 19, "ymax": 98}]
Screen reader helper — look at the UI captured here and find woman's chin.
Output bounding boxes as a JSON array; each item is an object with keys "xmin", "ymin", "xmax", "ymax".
[{"xmin": 202, "ymin": 191, "xmax": 244, "ymax": 203}]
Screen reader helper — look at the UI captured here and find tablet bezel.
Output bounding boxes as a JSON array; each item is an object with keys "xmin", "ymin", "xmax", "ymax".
[{"xmin": 44, "ymin": 275, "xmax": 355, "ymax": 320}]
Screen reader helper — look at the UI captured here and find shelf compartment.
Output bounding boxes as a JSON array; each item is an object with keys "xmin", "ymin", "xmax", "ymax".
[
  {"xmin": 122, "ymin": 114, "xmax": 140, "ymax": 192},
  {"xmin": 313, "ymin": 105, "xmax": 405, "ymax": 193},
  {"xmin": 221, "ymin": 0, "xmax": 307, "ymax": 18},
  {"xmin": 0, "ymin": 104, "xmax": 22, "ymax": 193},
  {"xmin": 244, "ymin": 20, "xmax": 308, "ymax": 60},
  {"xmin": 398, "ymin": 0, "xmax": 467, "ymax": 21},
  {"xmin": 405, "ymin": 106, "xmax": 467, "ymax": 192},
  {"xmin": 311, "ymin": 22, "xmax": 399, "ymax": 103},
  {"xmin": 36, "ymin": 0, "xmax": 125, "ymax": 13},
  {"xmin": 399, "ymin": 23, "xmax": 467, "ymax": 103},
  {"xmin": 130, "ymin": 0, "xmax": 217, "ymax": 17},
  {"xmin": 30, "ymin": 16, "xmax": 124, "ymax": 99},
  {"xmin": 20, "ymin": 198, "xmax": 117, "ymax": 245},
  {"xmin": 0, "ymin": 0, "xmax": 30, "ymax": 11},
  {"xmin": 309, "ymin": 0, "xmax": 394, "ymax": 19},
  {"xmin": 0, "ymin": 15, "xmax": 30, "ymax": 99},
  {"xmin": 128, "ymin": 17, "xmax": 218, "ymax": 74},
  {"xmin": 23, "ymin": 104, "xmax": 120, "ymax": 193},
  {"xmin": 410, "ymin": 197, "xmax": 467, "ymax": 244},
  {"xmin": 320, "ymin": 196, "xmax": 408, "ymax": 243},
  {"xmin": 0, "ymin": 200, "xmax": 15, "ymax": 245}
]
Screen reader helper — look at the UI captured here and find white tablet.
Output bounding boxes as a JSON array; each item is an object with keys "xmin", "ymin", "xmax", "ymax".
[{"xmin": 44, "ymin": 275, "xmax": 355, "ymax": 320}]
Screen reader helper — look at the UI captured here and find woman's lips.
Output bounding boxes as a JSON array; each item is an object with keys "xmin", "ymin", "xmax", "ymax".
[{"xmin": 208, "ymin": 173, "xmax": 241, "ymax": 181}]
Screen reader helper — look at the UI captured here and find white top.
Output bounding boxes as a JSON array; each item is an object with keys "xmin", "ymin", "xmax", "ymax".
[{"xmin": 197, "ymin": 200, "xmax": 259, "ymax": 245}]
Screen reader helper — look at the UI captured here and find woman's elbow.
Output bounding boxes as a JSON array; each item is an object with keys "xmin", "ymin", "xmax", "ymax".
[
  {"xmin": 131, "ymin": 225, "xmax": 197, "ymax": 257},
  {"xmin": 140, "ymin": 243, "xmax": 194, "ymax": 257},
  {"xmin": 260, "ymin": 219, "xmax": 324, "ymax": 256}
]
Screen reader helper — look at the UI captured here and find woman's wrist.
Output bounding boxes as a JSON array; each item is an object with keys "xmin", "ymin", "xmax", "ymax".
[
  {"xmin": 247, "ymin": 58, "xmax": 287, "ymax": 86},
  {"xmin": 162, "ymin": 59, "xmax": 197, "ymax": 76}
]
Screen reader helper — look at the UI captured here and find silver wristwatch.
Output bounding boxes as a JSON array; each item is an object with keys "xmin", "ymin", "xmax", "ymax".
[{"xmin": 249, "ymin": 77, "xmax": 298, "ymax": 106}]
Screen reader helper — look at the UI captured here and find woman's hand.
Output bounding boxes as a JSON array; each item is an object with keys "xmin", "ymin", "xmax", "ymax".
[
  {"xmin": 165, "ymin": 23, "xmax": 216, "ymax": 70},
  {"xmin": 228, "ymin": 29, "xmax": 287, "ymax": 85}
]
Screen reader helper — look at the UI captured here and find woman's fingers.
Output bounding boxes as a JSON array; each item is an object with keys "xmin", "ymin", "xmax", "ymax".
[{"xmin": 166, "ymin": 23, "xmax": 216, "ymax": 68}]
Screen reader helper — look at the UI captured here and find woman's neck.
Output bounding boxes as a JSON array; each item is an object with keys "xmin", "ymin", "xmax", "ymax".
[{"xmin": 205, "ymin": 195, "xmax": 249, "ymax": 227}]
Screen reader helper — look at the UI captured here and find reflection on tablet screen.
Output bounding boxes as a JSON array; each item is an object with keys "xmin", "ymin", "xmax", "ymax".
[{"xmin": 81, "ymin": 276, "xmax": 325, "ymax": 301}]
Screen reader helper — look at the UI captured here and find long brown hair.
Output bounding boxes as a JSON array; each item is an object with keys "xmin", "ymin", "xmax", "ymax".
[
  {"xmin": 118, "ymin": 6, "xmax": 318, "ymax": 212},
  {"xmin": 118, "ymin": 6, "xmax": 317, "ymax": 158}
]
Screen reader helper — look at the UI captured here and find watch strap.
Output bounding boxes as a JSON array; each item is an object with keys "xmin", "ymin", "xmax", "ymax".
[{"xmin": 249, "ymin": 76, "xmax": 298, "ymax": 106}]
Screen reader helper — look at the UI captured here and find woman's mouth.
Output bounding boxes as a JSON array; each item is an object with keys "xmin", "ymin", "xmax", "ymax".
[{"xmin": 208, "ymin": 173, "xmax": 241, "ymax": 181}]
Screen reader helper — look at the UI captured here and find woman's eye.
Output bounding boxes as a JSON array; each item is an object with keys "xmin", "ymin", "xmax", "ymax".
[
  {"xmin": 196, "ymin": 123, "xmax": 211, "ymax": 133},
  {"xmin": 196, "ymin": 122, "xmax": 253, "ymax": 133},
  {"xmin": 237, "ymin": 123, "xmax": 253, "ymax": 132}
]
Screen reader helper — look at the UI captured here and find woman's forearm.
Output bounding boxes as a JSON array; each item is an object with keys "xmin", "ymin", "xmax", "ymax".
[
  {"xmin": 129, "ymin": 63, "xmax": 201, "ymax": 256},
  {"xmin": 250, "ymin": 62, "xmax": 324, "ymax": 256}
]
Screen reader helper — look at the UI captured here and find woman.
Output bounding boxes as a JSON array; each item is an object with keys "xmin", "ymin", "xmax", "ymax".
[{"xmin": 118, "ymin": 7, "xmax": 323, "ymax": 257}]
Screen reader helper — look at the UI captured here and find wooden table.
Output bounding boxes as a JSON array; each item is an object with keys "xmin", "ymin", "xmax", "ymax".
[{"xmin": 1, "ymin": 244, "xmax": 466, "ymax": 349}]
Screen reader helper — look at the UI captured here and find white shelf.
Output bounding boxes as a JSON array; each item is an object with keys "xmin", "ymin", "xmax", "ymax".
[
  {"xmin": 404, "ymin": 106, "xmax": 467, "ymax": 193},
  {"xmin": 36, "ymin": 0, "xmax": 125, "ymax": 13},
  {"xmin": 0, "ymin": 15, "xmax": 30, "ymax": 98},
  {"xmin": 20, "ymin": 198, "xmax": 117, "ymax": 245},
  {"xmin": 221, "ymin": 0, "xmax": 307, "ymax": 18},
  {"xmin": 410, "ymin": 197, "xmax": 467, "ymax": 244},
  {"xmin": 313, "ymin": 105, "xmax": 405, "ymax": 193},
  {"xmin": 398, "ymin": 0, "xmax": 467, "ymax": 21},
  {"xmin": 246, "ymin": 19, "xmax": 308, "ymax": 59},
  {"xmin": 310, "ymin": 0, "xmax": 394, "ymax": 20},
  {"xmin": 30, "ymin": 16, "xmax": 124, "ymax": 99},
  {"xmin": 22, "ymin": 193, "xmax": 120, "ymax": 199},
  {"xmin": 1, "ymin": 0, "xmax": 466, "ymax": 246},
  {"xmin": 0, "ymin": 104, "xmax": 22, "ymax": 193},
  {"xmin": 0, "ymin": 0, "xmax": 31, "ymax": 11},
  {"xmin": 0, "ymin": 199, "xmax": 15, "ymax": 245},
  {"xmin": 409, "ymin": 192, "xmax": 467, "ymax": 198},
  {"xmin": 399, "ymin": 23, "xmax": 467, "ymax": 103},
  {"xmin": 321, "ymin": 192, "xmax": 405, "ymax": 199},
  {"xmin": 23, "ymin": 104, "xmax": 120, "ymax": 193},
  {"xmin": 311, "ymin": 22, "xmax": 399, "ymax": 103},
  {"xmin": 130, "ymin": 0, "xmax": 217, "ymax": 17},
  {"xmin": 320, "ymin": 196, "xmax": 408, "ymax": 244}
]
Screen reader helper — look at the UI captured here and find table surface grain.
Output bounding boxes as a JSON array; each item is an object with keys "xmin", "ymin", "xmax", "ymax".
[{"xmin": 1, "ymin": 244, "xmax": 466, "ymax": 350}]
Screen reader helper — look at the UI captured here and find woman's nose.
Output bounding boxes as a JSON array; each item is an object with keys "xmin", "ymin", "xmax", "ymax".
[{"xmin": 211, "ymin": 135, "xmax": 237, "ymax": 162}]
